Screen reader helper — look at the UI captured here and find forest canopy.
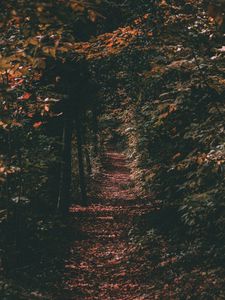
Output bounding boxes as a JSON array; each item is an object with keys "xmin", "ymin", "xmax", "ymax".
[{"xmin": 1, "ymin": 0, "xmax": 225, "ymax": 299}]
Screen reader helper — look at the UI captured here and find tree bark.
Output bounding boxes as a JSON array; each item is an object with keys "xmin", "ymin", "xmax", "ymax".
[
  {"xmin": 82, "ymin": 114, "xmax": 92, "ymax": 175},
  {"xmin": 75, "ymin": 114, "xmax": 88, "ymax": 206},
  {"xmin": 57, "ymin": 117, "xmax": 73, "ymax": 214},
  {"xmin": 92, "ymin": 106, "xmax": 99, "ymax": 156}
]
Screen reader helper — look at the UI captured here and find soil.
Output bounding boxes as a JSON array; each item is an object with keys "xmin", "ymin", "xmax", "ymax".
[{"xmin": 57, "ymin": 150, "xmax": 153, "ymax": 299}]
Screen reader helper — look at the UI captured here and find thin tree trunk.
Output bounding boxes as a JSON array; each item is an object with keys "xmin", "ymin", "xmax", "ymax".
[
  {"xmin": 92, "ymin": 106, "xmax": 99, "ymax": 156},
  {"xmin": 75, "ymin": 115, "xmax": 87, "ymax": 206},
  {"xmin": 57, "ymin": 117, "xmax": 73, "ymax": 214},
  {"xmin": 82, "ymin": 114, "xmax": 92, "ymax": 175},
  {"xmin": 84, "ymin": 146, "xmax": 92, "ymax": 175}
]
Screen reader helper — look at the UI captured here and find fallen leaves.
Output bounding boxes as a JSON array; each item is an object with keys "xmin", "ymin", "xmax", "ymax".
[
  {"xmin": 71, "ymin": 25, "xmax": 143, "ymax": 60},
  {"xmin": 59, "ymin": 151, "xmax": 153, "ymax": 299}
]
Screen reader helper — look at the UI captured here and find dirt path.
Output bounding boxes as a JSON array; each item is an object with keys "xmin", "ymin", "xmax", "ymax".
[{"xmin": 57, "ymin": 150, "xmax": 153, "ymax": 300}]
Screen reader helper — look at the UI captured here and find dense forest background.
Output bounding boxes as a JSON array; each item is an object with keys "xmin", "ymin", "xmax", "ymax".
[{"xmin": 0, "ymin": 0, "xmax": 225, "ymax": 298}]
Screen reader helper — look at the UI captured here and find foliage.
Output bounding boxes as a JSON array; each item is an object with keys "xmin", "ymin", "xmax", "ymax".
[
  {"xmin": 1, "ymin": 0, "xmax": 225, "ymax": 298},
  {"xmin": 90, "ymin": 0, "xmax": 225, "ymax": 296}
]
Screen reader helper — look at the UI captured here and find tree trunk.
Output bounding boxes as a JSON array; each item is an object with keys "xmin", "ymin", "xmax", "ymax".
[
  {"xmin": 57, "ymin": 117, "xmax": 73, "ymax": 214},
  {"xmin": 75, "ymin": 114, "xmax": 87, "ymax": 206},
  {"xmin": 82, "ymin": 114, "xmax": 92, "ymax": 175},
  {"xmin": 92, "ymin": 106, "xmax": 99, "ymax": 156},
  {"xmin": 84, "ymin": 146, "xmax": 92, "ymax": 175}
]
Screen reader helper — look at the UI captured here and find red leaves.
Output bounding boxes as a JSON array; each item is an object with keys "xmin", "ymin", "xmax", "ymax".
[
  {"xmin": 0, "ymin": 121, "xmax": 6, "ymax": 128},
  {"xmin": 33, "ymin": 121, "xmax": 43, "ymax": 128},
  {"xmin": 27, "ymin": 113, "xmax": 34, "ymax": 118},
  {"xmin": 44, "ymin": 104, "xmax": 50, "ymax": 112},
  {"xmin": 172, "ymin": 152, "xmax": 181, "ymax": 161},
  {"xmin": 11, "ymin": 121, "xmax": 23, "ymax": 127},
  {"xmin": 18, "ymin": 92, "xmax": 32, "ymax": 101}
]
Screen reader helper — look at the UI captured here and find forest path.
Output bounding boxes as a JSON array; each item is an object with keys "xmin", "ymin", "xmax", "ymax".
[{"xmin": 57, "ymin": 150, "xmax": 153, "ymax": 300}]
